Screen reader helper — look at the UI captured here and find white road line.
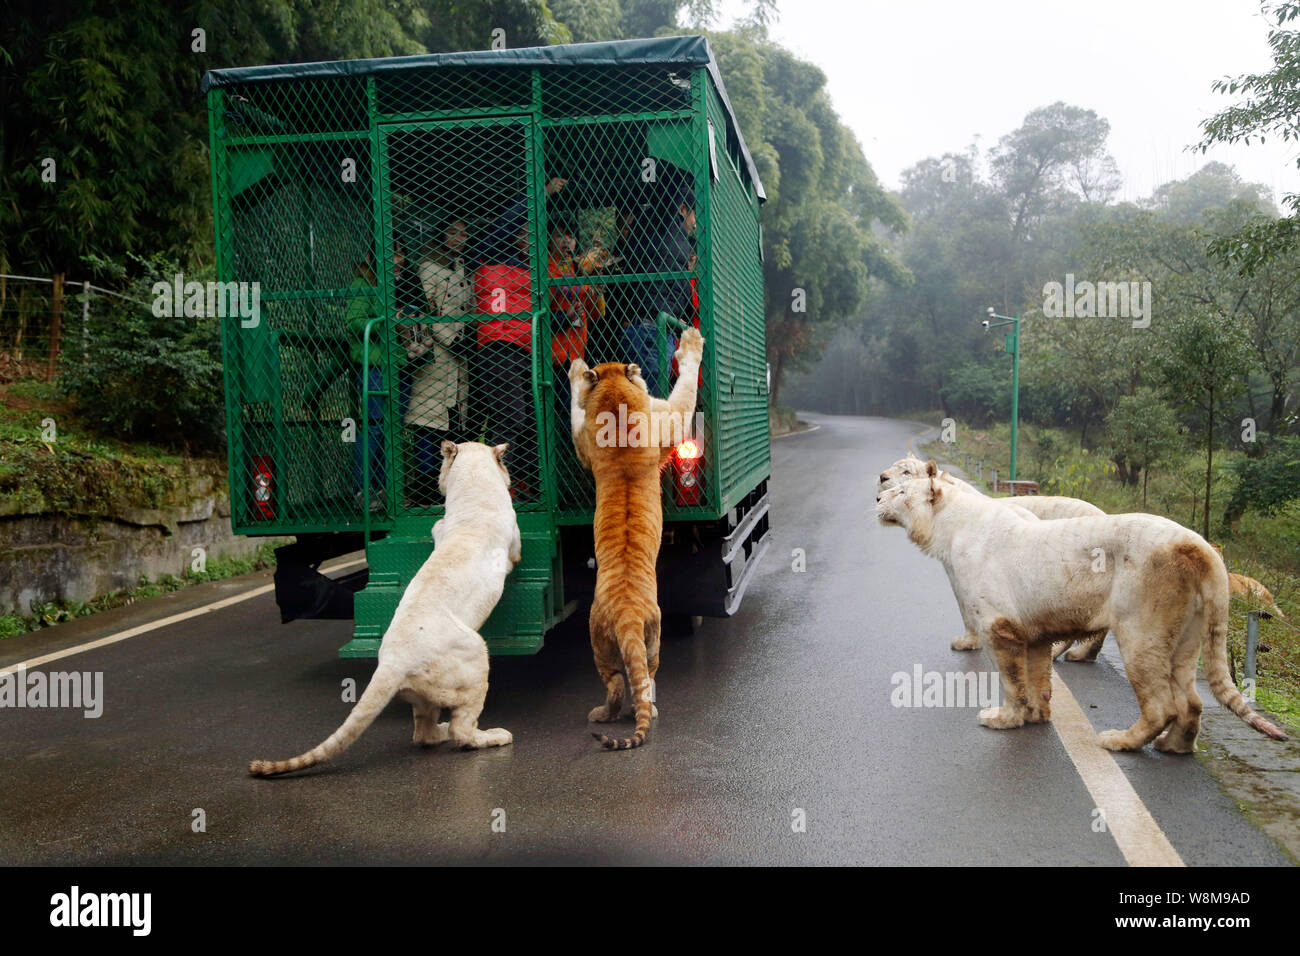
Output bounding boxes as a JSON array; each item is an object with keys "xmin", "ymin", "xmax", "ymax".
[
  {"xmin": 0, "ymin": 557, "xmax": 369, "ymax": 676},
  {"xmin": 1050, "ymin": 669, "xmax": 1186, "ymax": 867}
]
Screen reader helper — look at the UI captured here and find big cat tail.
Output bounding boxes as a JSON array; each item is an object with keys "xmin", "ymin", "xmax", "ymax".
[
  {"xmin": 249, "ymin": 666, "xmax": 403, "ymax": 776},
  {"xmin": 593, "ymin": 613, "xmax": 654, "ymax": 751},
  {"xmin": 1202, "ymin": 588, "xmax": 1287, "ymax": 742}
]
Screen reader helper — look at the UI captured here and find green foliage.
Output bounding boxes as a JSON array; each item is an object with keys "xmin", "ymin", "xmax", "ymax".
[
  {"xmin": 1198, "ymin": 1, "xmax": 1300, "ymax": 272},
  {"xmin": 0, "ymin": 0, "xmax": 574, "ymax": 277},
  {"xmin": 1227, "ymin": 435, "xmax": 1300, "ymax": 519},
  {"xmin": 1151, "ymin": 308, "xmax": 1254, "ymax": 537},
  {"xmin": 786, "ymin": 100, "xmax": 1127, "ymax": 418},
  {"xmin": 1036, "ymin": 446, "xmax": 1116, "ymax": 500},
  {"xmin": 939, "ymin": 362, "xmax": 1009, "ymax": 427},
  {"xmin": 59, "ymin": 255, "xmax": 224, "ymax": 451},
  {"xmin": 990, "ymin": 102, "xmax": 1119, "ymax": 235},
  {"xmin": 1151, "ymin": 309, "xmax": 1254, "ymax": 410},
  {"xmin": 1104, "ymin": 387, "xmax": 1183, "ymax": 493},
  {"xmin": 1147, "ymin": 161, "xmax": 1273, "ymax": 225},
  {"xmin": 550, "ymin": 0, "xmax": 623, "ymax": 40}
]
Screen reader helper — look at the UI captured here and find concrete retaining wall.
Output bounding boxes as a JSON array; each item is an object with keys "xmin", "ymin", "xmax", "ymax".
[{"xmin": 0, "ymin": 469, "xmax": 285, "ymax": 617}]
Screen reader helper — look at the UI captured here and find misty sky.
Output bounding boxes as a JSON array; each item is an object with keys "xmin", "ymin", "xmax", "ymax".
[{"xmin": 714, "ymin": 0, "xmax": 1300, "ymax": 207}]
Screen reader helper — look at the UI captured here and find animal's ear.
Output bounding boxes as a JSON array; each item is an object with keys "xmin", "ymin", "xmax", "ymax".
[
  {"xmin": 493, "ymin": 443, "xmax": 509, "ymax": 465},
  {"xmin": 925, "ymin": 459, "xmax": 939, "ymax": 477},
  {"xmin": 928, "ymin": 477, "xmax": 943, "ymax": 504},
  {"xmin": 583, "ymin": 368, "xmax": 599, "ymax": 386},
  {"xmin": 441, "ymin": 440, "xmax": 457, "ymax": 461},
  {"xmin": 626, "ymin": 363, "xmax": 641, "ymax": 380}
]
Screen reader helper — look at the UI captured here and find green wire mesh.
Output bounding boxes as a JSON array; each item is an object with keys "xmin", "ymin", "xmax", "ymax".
[{"xmin": 210, "ymin": 58, "xmax": 767, "ymax": 537}]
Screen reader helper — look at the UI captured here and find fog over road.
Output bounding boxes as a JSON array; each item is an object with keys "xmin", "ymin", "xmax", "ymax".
[{"xmin": 0, "ymin": 413, "xmax": 1290, "ymax": 865}]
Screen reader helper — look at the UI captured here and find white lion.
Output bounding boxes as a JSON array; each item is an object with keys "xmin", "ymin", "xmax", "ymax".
[
  {"xmin": 878, "ymin": 455, "xmax": 1107, "ymax": 659},
  {"xmin": 250, "ymin": 441, "xmax": 520, "ymax": 776},
  {"xmin": 875, "ymin": 467, "xmax": 1287, "ymax": 751}
]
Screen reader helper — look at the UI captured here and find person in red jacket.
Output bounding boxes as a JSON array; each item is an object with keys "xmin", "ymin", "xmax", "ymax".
[{"xmin": 470, "ymin": 177, "xmax": 568, "ymax": 497}]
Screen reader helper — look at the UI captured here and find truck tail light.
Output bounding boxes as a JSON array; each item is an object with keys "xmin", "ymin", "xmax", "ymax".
[
  {"xmin": 673, "ymin": 438, "xmax": 703, "ymax": 506},
  {"xmin": 252, "ymin": 455, "xmax": 275, "ymax": 520}
]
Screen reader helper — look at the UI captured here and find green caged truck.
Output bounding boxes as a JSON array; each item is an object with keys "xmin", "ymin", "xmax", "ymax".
[{"xmin": 202, "ymin": 35, "xmax": 771, "ymax": 656}]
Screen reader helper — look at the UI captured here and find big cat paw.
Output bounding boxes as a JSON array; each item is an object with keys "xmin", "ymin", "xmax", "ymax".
[
  {"xmin": 569, "ymin": 358, "xmax": 590, "ymax": 386},
  {"xmin": 675, "ymin": 327, "xmax": 704, "ymax": 365}
]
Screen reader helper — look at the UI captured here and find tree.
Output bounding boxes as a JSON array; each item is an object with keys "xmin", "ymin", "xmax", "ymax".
[
  {"xmin": 60, "ymin": 254, "xmax": 224, "ymax": 450},
  {"xmin": 1083, "ymin": 199, "xmax": 1300, "ymax": 437},
  {"xmin": 990, "ymin": 102, "xmax": 1119, "ymax": 241},
  {"xmin": 1225, "ymin": 435, "xmax": 1300, "ymax": 526},
  {"xmin": 706, "ymin": 38, "xmax": 907, "ymax": 405},
  {"xmin": 939, "ymin": 361, "xmax": 1009, "ymax": 427},
  {"xmin": 0, "ymin": 0, "xmax": 583, "ymax": 279},
  {"xmin": 0, "ymin": 1, "xmax": 439, "ymax": 277},
  {"xmin": 1020, "ymin": 313, "xmax": 1150, "ymax": 447},
  {"xmin": 1199, "ymin": 1, "xmax": 1300, "ymax": 272},
  {"xmin": 1151, "ymin": 310, "xmax": 1254, "ymax": 539},
  {"xmin": 1104, "ymin": 387, "xmax": 1184, "ymax": 508},
  {"xmin": 416, "ymin": 0, "xmax": 571, "ymax": 51},
  {"xmin": 1145, "ymin": 162, "xmax": 1273, "ymax": 225}
]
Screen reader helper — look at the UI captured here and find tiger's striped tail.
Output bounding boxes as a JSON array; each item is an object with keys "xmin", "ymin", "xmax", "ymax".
[
  {"xmin": 249, "ymin": 665, "xmax": 403, "ymax": 776},
  {"xmin": 593, "ymin": 611, "xmax": 654, "ymax": 750}
]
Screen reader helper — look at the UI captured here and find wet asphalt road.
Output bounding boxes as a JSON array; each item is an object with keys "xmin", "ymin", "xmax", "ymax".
[{"xmin": 0, "ymin": 413, "xmax": 1291, "ymax": 865}]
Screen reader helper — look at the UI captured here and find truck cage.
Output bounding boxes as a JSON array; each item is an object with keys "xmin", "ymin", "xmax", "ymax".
[{"xmin": 203, "ymin": 36, "xmax": 771, "ymax": 655}]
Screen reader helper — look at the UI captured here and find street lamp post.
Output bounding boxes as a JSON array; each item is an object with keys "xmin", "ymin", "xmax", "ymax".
[{"xmin": 984, "ymin": 308, "xmax": 1021, "ymax": 483}]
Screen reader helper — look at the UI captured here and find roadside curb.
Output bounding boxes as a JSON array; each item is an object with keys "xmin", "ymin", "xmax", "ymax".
[
  {"xmin": 772, "ymin": 422, "xmax": 819, "ymax": 439},
  {"xmin": 0, "ymin": 552, "xmax": 366, "ymax": 669}
]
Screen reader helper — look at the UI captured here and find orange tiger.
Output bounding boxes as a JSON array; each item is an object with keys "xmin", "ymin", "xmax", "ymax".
[
  {"xmin": 568, "ymin": 327, "xmax": 704, "ymax": 749},
  {"xmin": 1212, "ymin": 544, "xmax": 1286, "ymax": 618}
]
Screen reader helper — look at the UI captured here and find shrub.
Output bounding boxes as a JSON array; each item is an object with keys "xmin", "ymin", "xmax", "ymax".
[
  {"xmin": 1226, "ymin": 435, "xmax": 1300, "ymax": 525},
  {"xmin": 60, "ymin": 255, "xmax": 224, "ymax": 452},
  {"xmin": 940, "ymin": 362, "xmax": 1009, "ymax": 426}
]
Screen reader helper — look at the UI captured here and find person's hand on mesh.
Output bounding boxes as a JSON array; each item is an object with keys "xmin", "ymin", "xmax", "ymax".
[{"xmin": 406, "ymin": 332, "xmax": 432, "ymax": 359}]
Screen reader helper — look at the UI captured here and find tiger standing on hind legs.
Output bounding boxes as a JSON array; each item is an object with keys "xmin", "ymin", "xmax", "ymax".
[{"xmin": 568, "ymin": 327, "xmax": 705, "ymax": 749}]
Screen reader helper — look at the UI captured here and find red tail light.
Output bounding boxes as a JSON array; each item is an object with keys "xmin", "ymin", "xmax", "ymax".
[
  {"xmin": 673, "ymin": 439, "xmax": 703, "ymax": 506},
  {"xmin": 252, "ymin": 455, "xmax": 274, "ymax": 520},
  {"xmin": 676, "ymin": 438, "xmax": 702, "ymax": 461}
]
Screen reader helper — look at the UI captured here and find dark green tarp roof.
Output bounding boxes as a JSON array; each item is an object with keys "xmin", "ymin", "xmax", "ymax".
[{"xmin": 202, "ymin": 35, "xmax": 764, "ymax": 201}]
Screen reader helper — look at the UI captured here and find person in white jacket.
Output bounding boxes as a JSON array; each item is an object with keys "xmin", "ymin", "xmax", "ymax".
[{"xmin": 405, "ymin": 218, "xmax": 472, "ymax": 505}]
